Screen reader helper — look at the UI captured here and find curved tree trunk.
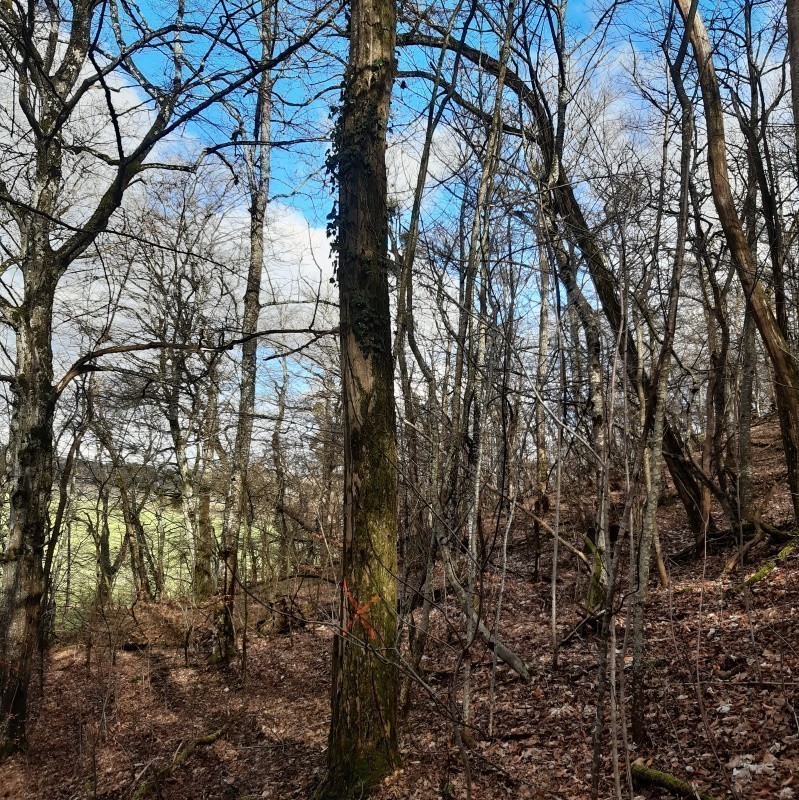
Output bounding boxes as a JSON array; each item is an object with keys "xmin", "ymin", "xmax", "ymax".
[{"xmin": 674, "ymin": 0, "xmax": 799, "ymax": 524}]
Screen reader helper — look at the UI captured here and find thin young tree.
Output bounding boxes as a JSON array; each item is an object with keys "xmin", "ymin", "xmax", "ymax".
[
  {"xmin": 788, "ymin": 0, "xmax": 799, "ymax": 161},
  {"xmin": 212, "ymin": 0, "xmax": 276, "ymax": 665}
]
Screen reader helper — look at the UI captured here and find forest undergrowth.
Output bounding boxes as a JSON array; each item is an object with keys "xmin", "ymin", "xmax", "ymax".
[{"xmin": 1, "ymin": 418, "xmax": 797, "ymax": 800}]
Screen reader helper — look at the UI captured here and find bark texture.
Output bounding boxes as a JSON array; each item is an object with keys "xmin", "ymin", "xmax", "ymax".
[
  {"xmin": 788, "ymin": 0, "xmax": 799, "ymax": 163},
  {"xmin": 0, "ymin": 282, "xmax": 57, "ymax": 755},
  {"xmin": 316, "ymin": 0, "xmax": 399, "ymax": 791}
]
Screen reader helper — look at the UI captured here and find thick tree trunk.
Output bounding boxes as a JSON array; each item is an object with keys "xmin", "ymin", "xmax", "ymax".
[
  {"xmin": 195, "ymin": 482, "xmax": 216, "ymax": 599},
  {"xmin": 0, "ymin": 287, "xmax": 57, "ymax": 756},
  {"xmin": 316, "ymin": 0, "xmax": 399, "ymax": 791},
  {"xmin": 788, "ymin": 0, "xmax": 799, "ymax": 163}
]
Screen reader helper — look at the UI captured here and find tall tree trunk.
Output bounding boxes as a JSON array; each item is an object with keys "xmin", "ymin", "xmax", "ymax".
[
  {"xmin": 535, "ymin": 198, "xmax": 606, "ymax": 606},
  {"xmin": 0, "ymin": 285, "xmax": 57, "ymax": 756},
  {"xmin": 0, "ymin": 22, "xmax": 69, "ymax": 749},
  {"xmin": 169, "ymin": 408, "xmax": 201, "ymax": 590},
  {"xmin": 90, "ymin": 406, "xmax": 158, "ymax": 602},
  {"xmin": 272, "ymin": 358, "xmax": 290, "ymax": 578},
  {"xmin": 736, "ymin": 27, "xmax": 761, "ymax": 527},
  {"xmin": 459, "ymin": 0, "xmax": 513, "ymax": 722},
  {"xmin": 92, "ymin": 480, "xmax": 128, "ymax": 607},
  {"xmin": 41, "ymin": 411, "xmax": 88, "ymax": 648},
  {"xmin": 195, "ymin": 357, "xmax": 222, "ymax": 600},
  {"xmin": 533, "ymin": 241, "xmax": 550, "ymax": 583},
  {"xmin": 739, "ymin": 312, "xmax": 756, "ymax": 522},
  {"xmin": 631, "ymin": 71, "xmax": 692, "ymax": 739},
  {"xmin": 316, "ymin": 0, "xmax": 399, "ymax": 791},
  {"xmin": 788, "ymin": 0, "xmax": 799, "ymax": 163},
  {"xmin": 118, "ymin": 477, "xmax": 155, "ymax": 602},
  {"xmin": 212, "ymin": 6, "xmax": 274, "ymax": 663},
  {"xmin": 195, "ymin": 483, "xmax": 216, "ymax": 597}
]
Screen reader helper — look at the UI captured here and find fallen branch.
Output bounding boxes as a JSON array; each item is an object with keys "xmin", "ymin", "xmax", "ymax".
[
  {"xmin": 437, "ymin": 536, "xmax": 531, "ymax": 681},
  {"xmin": 722, "ymin": 528, "xmax": 765, "ymax": 577},
  {"xmin": 514, "ymin": 503, "xmax": 591, "ymax": 569},
  {"xmin": 173, "ymin": 726, "xmax": 226, "ymax": 765},
  {"xmin": 560, "ymin": 608, "xmax": 602, "ymax": 646},
  {"xmin": 631, "ymin": 762, "xmax": 718, "ymax": 800},
  {"xmin": 130, "ymin": 726, "xmax": 226, "ymax": 799},
  {"xmin": 474, "ymin": 613, "xmax": 530, "ymax": 681}
]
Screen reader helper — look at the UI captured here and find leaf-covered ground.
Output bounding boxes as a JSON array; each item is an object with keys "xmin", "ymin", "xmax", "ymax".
[{"xmin": 2, "ymin": 417, "xmax": 798, "ymax": 799}]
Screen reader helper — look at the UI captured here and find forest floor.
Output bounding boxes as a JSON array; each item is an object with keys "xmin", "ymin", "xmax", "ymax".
[{"xmin": 2, "ymin": 416, "xmax": 799, "ymax": 800}]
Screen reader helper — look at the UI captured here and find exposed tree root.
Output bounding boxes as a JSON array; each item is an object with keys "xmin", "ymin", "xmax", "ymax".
[{"xmin": 673, "ymin": 522, "xmax": 761, "ymax": 563}]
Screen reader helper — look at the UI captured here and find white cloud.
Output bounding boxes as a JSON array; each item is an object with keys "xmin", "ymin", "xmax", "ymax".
[{"xmin": 386, "ymin": 122, "xmax": 461, "ymax": 209}]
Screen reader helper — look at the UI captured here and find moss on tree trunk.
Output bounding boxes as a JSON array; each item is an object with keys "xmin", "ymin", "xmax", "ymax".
[
  {"xmin": 315, "ymin": 0, "xmax": 399, "ymax": 793},
  {"xmin": 631, "ymin": 762, "xmax": 718, "ymax": 800},
  {"xmin": 0, "ymin": 288, "xmax": 57, "ymax": 757}
]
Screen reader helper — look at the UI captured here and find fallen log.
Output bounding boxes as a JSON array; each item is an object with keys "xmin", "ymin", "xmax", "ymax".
[
  {"xmin": 436, "ymin": 534, "xmax": 531, "ymax": 681},
  {"xmin": 745, "ymin": 535, "xmax": 799, "ymax": 586},
  {"xmin": 631, "ymin": 762, "xmax": 717, "ymax": 800}
]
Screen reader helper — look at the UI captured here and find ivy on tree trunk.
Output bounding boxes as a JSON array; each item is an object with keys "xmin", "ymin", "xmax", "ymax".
[{"xmin": 315, "ymin": 0, "xmax": 399, "ymax": 792}]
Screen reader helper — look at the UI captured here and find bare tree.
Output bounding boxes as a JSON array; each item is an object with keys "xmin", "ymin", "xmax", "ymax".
[
  {"xmin": 674, "ymin": 0, "xmax": 799, "ymax": 524},
  {"xmin": 0, "ymin": 0, "xmax": 329, "ymax": 754},
  {"xmin": 212, "ymin": 1, "xmax": 277, "ymax": 665}
]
